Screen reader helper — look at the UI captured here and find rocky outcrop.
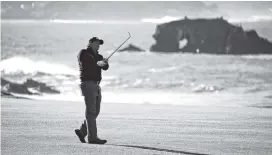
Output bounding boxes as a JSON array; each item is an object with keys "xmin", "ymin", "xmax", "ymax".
[
  {"xmin": 24, "ymin": 79, "xmax": 61, "ymax": 94},
  {"xmin": 1, "ymin": 78, "xmax": 60, "ymax": 96},
  {"xmin": 1, "ymin": 78, "xmax": 34, "ymax": 95},
  {"xmin": 118, "ymin": 44, "xmax": 145, "ymax": 52},
  {"xmin": 150, "ymin": 17, "xmax": 272, "ymax": 54},
  {"xmin": 1, "ymin": 89, "xmax": 31, "ymax": 99}
]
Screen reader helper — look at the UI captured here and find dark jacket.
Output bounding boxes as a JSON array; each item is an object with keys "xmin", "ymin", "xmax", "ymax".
[{"xmin": 78, "ymin": 47, "xmax": 109, "ymax": 82}]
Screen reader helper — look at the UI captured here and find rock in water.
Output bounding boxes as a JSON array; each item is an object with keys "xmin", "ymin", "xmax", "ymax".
[
  {"xmin": 150, "ymin": 17, "xmax": 272, "ymax": 54},
  {"xmin": 118, "ymin": 44, "xmax": 145, "ymax": 52},
  {"xmin": 1, "ymin": 78, "xmax": 60, "ymax": 96},
  {"xmin": 1, "ymin": 89, "xmax": 31, "ymax": 99},
  {"xmin": 1, "ymin": 78, "xmax": 34, "ymax": 95},
  {"xmin": 24, "ymin": 79, "xmax": 60, "ymax": 94}
]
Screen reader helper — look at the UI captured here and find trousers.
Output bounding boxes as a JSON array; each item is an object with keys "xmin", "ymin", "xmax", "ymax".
[{"xmin": 79, "ymin": 81, "xmax": 101, "ymax": 141}]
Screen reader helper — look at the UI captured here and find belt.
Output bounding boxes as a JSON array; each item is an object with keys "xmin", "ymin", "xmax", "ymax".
[
  {"xmin": 91, "ymin": 80, "xmax": 100, "ymax": 85},
  {"xmin": 81, "ymin": 80, "xmax": 100, "ymax": 85}
]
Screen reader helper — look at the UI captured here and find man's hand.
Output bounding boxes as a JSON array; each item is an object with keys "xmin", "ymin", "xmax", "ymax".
[{"xmin": 97, "ymin": 59, "xmax": 108, "ymax": 67}]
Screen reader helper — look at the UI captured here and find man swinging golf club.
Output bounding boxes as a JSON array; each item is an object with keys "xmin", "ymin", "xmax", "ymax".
[
  {"xmin": 75, "ymin": 33, "xmax": 131, "ymax": 144},
  {"xmin": 75, "ymin": 37, "xmax": 109, "ymax": 144}
]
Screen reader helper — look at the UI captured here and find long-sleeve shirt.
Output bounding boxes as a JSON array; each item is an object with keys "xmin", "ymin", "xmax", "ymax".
[{"xmin": 77, "ymin": 47, "xmax": 109, "ymax": 82}]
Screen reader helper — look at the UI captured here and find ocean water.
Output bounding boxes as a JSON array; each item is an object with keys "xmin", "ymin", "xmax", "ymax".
[{"xmin": 1, "ymin": 20, "xmax": 272, "ymax": 108}]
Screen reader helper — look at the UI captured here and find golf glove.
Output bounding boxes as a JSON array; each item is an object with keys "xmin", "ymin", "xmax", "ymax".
[{"xmin": 97, "ymin": 60, "xmax": 107, "ymax": 67}]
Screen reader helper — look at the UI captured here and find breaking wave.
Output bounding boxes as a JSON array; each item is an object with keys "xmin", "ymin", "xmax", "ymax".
[
  {"xmin": 140, "ymin": 15, "xmax": 272, "ymax": 24},
  {"xmin": 49, "ymin": 19, "xmax": 141, "ymax": 25},
  {"xmin": 228, "ymin": 15, "xmax": 272, "ymax": 23},
  {"xmin": 0, "ymin": 56, "xmax": 78, "ymax": 76},
  {"xmin": 240, "ymin": 55, "xmax": 272, "ymax": 60},
  {"xmin": 1, "ymin": 56, "xmax": 224, "ymax": 104},
  {"xmin": 141, "ymin": 16, "xmax": 183, "ymax": 24},
  {"xmin": 148, "ymin": 66, "xmax": 179, "ymax": 73},
  {"xmin": 2, "ymin": 15, "xmax": 272, "ymax": 26},
  {"xmin": 1, "ymin": 55, "xmax": 270, "ymax": 108}
]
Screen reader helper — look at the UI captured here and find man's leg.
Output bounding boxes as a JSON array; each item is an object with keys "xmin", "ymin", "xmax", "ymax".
[
  {"xmin": 80, "ymin": 86, "xmax": 101, "ymax": 133},
  {"xmin": 84, "ymin": 83, "xmax": 106, "ymax": 144},
  {"xmin": 75, "ymin": 83, "xmax": 88, "ymax": 143},
  {"xmin": 89, "ymin": 85, "xmax": 107, "ymax": 144},
  {"xmin": 84, "ymin": 82, "xmax": 99, "ymax": 141},
  {"xmin": 75, "ymin": 120, "xmax": 87, "ymax": 143},
  {"xmin": 75, "ymin": 82, "xmax": 106, "ymax": 144},
  {"xmin": 75, "ymin": 82, "xmax": 97, "ymax": 143},
  {"xmin": 96, "ymin": 86, "xmax": 102, "ymax": 118}
]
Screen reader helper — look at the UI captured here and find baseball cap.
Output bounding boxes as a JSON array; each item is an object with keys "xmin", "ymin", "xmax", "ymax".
[{"xmin": 89, "ymin": 37, "xmax": 104, "ymax": 45}]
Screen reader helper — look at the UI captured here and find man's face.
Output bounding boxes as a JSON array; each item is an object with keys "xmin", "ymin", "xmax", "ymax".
[{"xmin": 90, "ymin": 41, "xmax": 100, "ymax": 52}]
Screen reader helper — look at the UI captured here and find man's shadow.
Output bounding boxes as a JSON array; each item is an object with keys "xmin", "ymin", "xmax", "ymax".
[{"xmin": 107, "ymin": 144, "xmax": 209, "ymax": 155}]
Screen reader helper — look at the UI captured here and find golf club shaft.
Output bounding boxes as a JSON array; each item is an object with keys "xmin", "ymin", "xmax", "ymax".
[{"xmin": 106, "ymin": 32, "xmax": 131, "ymax": 60}]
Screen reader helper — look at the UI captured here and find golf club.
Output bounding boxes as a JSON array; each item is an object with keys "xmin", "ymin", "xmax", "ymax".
[{"xmin": 106, "ymin": 32, "xmax": 131, "ymax": 61}]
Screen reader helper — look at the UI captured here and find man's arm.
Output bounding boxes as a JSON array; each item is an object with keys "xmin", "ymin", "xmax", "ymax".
[
  {"xmin": 98, "ymin": 54, "xmax": 109, "ymax": 70},
  {"xmin": 101, "ymin": 61, "xmax": 109, "ymax": 70}
]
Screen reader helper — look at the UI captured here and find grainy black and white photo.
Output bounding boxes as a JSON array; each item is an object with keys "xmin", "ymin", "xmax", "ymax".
[{"xmin": 1, "ymin": 1, "xmax": 272, "ymax": 155}]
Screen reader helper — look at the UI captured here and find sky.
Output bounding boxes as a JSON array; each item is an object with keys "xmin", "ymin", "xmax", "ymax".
[{"xmin": 1, "ymin": 1, "xmax": 272, "ymax": 22}]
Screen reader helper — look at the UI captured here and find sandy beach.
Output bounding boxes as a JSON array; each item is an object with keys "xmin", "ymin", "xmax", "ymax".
[
  {"xmin": 1, "ymin": 97, "xmax": 271, "ymax": 155},
  {"xmin": 2, "ymin": 1, "xmax": 272, "ymax": 155}
]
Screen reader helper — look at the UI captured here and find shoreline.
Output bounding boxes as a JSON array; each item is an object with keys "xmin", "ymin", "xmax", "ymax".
[{"xmin": 2, "ymin": 90, "xmax": 272, "ymax": 109}]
